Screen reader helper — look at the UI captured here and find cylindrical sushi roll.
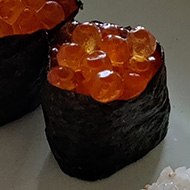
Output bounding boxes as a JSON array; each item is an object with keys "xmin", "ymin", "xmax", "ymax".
[
  {"xmin": 141, "ymin": 167, "xmax": 190, "ymax": 190},
  {"xmin": 41, "ymin": 21, "xmax": 171, "ymax": 181},
  {"xmin": 0, "ymin": 0, "xmax": 82, "ymax": 126}
]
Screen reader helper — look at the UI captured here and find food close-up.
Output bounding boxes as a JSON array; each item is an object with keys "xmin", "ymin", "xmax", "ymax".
[
  {"xmin": 0, "ymin": 0, "xmax": 190, "ymax": 190},
  {"xmin": 141, "ymin": 167, "xmax": 190, "ymax": 190},
  {"xmin": 41, "ymin": 21, "xmax": 170, "ymax": 180},
  {"xmin": 0, "ymin": 0, "xmax": 82, "ymax": 126}
]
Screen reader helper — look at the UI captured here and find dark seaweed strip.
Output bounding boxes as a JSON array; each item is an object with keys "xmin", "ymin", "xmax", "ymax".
[
  {"xmin": 76, "ymin": 0, "xmax": 83, "ymax": 9},
  {"xmin": 0, "ymin": 30, "xmax": 49, "ymax": 126},
  {"xmin": 41, "ymin": 43, "xmax": 170, "ymax": 181}
]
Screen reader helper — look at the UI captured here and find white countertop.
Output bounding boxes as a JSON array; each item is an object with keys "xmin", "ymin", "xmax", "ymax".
[{"xmin": 0, "ymin": 0, "xmax": 190, "ymax": 189}]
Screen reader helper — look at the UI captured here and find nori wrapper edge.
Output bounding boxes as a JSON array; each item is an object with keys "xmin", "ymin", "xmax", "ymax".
[{"xmin": 41, "ymin": 43, "xmax": 170, "ymax": 181}]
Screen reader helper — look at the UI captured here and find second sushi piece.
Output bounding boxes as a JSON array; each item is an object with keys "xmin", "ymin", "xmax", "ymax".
[
  {"xmin": 41, "ymin": 21, "xmax": 170, "ymax": 181},
  {"xmin": 0, "ymin": 0, "xmax": 82, "ymax": 126}
]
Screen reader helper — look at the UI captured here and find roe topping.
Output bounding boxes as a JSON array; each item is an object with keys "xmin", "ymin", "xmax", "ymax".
[
  {"xmin": 48, "ymin": 22, "xmax": 162, "ymax": 103},
  {"xmin": 0, "ymin": 0, "xmax": 79, "ymax": 37}
]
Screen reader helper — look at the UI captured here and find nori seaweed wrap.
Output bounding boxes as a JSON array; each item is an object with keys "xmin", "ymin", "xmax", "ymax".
[
  {"xmin": 41, "ymin": 22, "xmax": 170, "ymax": 181},
  {"xmin": 0, "ymin": 0, "xmax": 82, "ymax": 126},
  {"xmin": 0, "ymin": 31, "xmax": 48, "ymax": 126}
]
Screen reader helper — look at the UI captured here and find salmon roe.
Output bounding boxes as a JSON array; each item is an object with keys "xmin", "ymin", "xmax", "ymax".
[
  {"xmin": 12, "ymin": 8, "xmax": 42, "ymax": 34},
  {"xmin": 0, "ymin": 0, "xmax": 79, "ymax": 37},
  {"xmin": 48, "ymin": 66, "xmax": 75, "ymax": 90},
  {"xmin": 23, "ymin": 0, "xmax": 46, "ymax": 11},
  {"xmin": 99, "ymin": 23, "xmax": 121, "ymax": 38},
  {"xmin": 101, "ymin": 35, "xmax": 130, "ymax": 65},
  {"xmin": 121, "ymin": 70, "xmax": 148, "ymax": 100},
  {"xmin": 48, "ymin": 22, "xmax": 163, "ymax": 103},
  {"xmin": 74, "ymin": 71, "xmax": 90, "ymax": 96},
  {"xmin": 89, "ymin": 70, "xmax": 124, "ymax": 103},
  {"xmin": 57, "ymin": 43, "xmax": 85, "ymax": 71},
  {"xmin": 80, "ymin": 50, "xmax": 112, "ymax": 80},
  {"xmin": 127, "ymin": 26, "xmax": 157, "ymax": 58},
  {"xmin": 71, "ymin": 22, "xmax": 102, "ymax": 53}
]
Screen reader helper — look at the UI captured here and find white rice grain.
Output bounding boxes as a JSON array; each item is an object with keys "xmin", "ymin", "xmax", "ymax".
[{"xmin": 141, "ymin": 167, "xmax": 190, "ymax": 190}]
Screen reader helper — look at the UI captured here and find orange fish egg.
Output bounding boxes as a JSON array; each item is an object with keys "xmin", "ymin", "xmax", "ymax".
[
  {"xmin": 112, "ymin": 64, "xmax": 126, "ymax": 79},
  {"xmin": 100, "ymin": 35, "xmax": 131, "ymax": 65},
  {"xmin": 38, "ymin": 1, "xmax": 65, "ymax": 30},
  {"xmin": 22, "ymin": 0, "xmax": 46, "ymax": 11},
  {"xmin": 124, "ymin": 49, "xmax": 163, "ymax": 85},
  {"xmin": 12, "ymin": 8, "xmax": 42, "ymax": 34},
  {"xmin": 127, "ymin": 26, "xmax": 157, "ymax": 58},
  {"xmin": 140, "ymin": 50, "xmax": 163, "ymax": 81},
  {"xmin": 48, "ymin": 66, "xmax": 76, "ymax": 90},
  {"xmin": 127, "ymin": 56, "xmax": 151, "ymax": 73},
  {"xmin": 100, "ymin": 23, "xmax": 121, "ymax": 38},
  {"xmin": 71, "ymin": 22, "xmax": 102, "ymax": 53},
  {"xmin": 0, "ymin": 0, "xmax": 25, "ymax": 25},
  {"xmin": 56, "ymin": 43, "xmax": 85, "ymax": 71},
  {"xmin": 0, "ymin": 19, "xmax": 13, "ymax": 37},
  {"xmin": 122, "ymin": 70, "xmax": 148, "ymax": 100},
  {"xmin": 125, "ymin": 56, "xmax": 155, "ymax": 83},
  {"xmin": 89, "ymin": 70, "xmax": 124, "ymax": 103},
  {"xmin": 0, "ymin": 0, "xmax": 80, "ymax": 36},
  {"xmin": 74, "ymin": 71, "xmax": 90, "ymax": 95},
  {"xmin": 80, "ymin": 50, "xmax": 112, "ymax": 80}
]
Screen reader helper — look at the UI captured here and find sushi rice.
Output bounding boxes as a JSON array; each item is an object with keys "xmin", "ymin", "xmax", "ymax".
[{"xmin": 141, "ymin": 167, "xmax": 190, "ymax": 190}]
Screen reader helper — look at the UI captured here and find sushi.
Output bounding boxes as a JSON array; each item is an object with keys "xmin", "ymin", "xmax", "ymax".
[
  {"xmin": 41, "ymin": 21, "xmax": 170, "ymax": 181},
  {"xmin": 0, "ymin": 0, "xmax": 82, "ymax": 126},
  {"xmin": 141, "ymin": 167, "xmax": 190, "ymax": 190}
]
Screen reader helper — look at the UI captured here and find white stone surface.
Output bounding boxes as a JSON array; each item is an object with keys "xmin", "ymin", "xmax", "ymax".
[{"xmin": 0, "ymin": 0, "xmax": 190, "ymax": 190}]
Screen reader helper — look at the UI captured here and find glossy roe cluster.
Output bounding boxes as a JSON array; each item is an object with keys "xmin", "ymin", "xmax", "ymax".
[
  {"xmin": 48, "ymin": 22, "xmax": 163, "ymax": 103},
  {"xmin": 0, "ymin": 0, "xmax": 79, "ymax": 37}
]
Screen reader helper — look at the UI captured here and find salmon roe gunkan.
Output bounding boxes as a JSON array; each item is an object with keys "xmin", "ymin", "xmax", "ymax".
[
  {"xmin": 0, "ymin": 0, "xmax": 79, "ymax": 37},
  {"xmin": 48, "ymin": 22, "xmax": 163, "ymax": 103}
]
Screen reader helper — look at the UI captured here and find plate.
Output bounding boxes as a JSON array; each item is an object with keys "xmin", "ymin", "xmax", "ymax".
[{"xmin": 0, "ymin": 0, "xmax": 190, "ymax": 189}]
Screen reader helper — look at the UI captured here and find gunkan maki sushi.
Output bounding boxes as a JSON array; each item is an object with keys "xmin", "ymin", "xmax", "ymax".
[
  {"xmin": 41, "ymin": 21, "xmax": 170, "ymax": 181},
  {"xmin": 0, "ymin": 0, "xmax": 82, "ymax": 126}
]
